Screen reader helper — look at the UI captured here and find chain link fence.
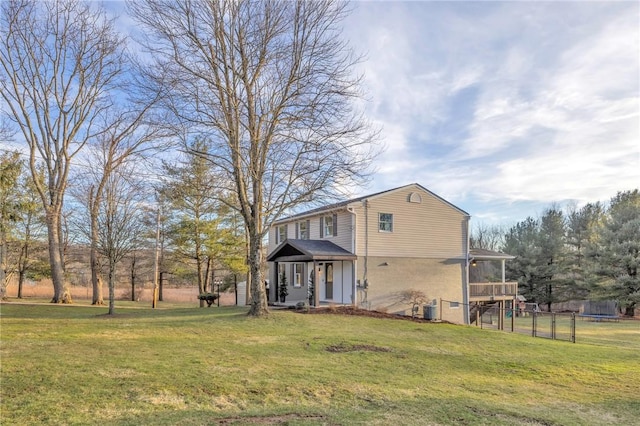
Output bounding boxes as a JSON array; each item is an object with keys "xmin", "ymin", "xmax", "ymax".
[{"xmin": 440, "ymin": 300, "xmax": 640, "ymax": 347}]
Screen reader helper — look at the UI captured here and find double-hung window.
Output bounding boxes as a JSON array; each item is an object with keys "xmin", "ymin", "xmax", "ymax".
[
  {"xmin": 379, "ymin": 213, "xmax": 393, "ymax": 232},
  {"xmin": 276, "ymin": 225, "xmax": 287, "ymax": 244},
  {"xmin": 297, "ymin": 220, "xmax": 309, "ymax": 240},
  {"xmin": 320, "ymin": 214, "xmax": 337, "ymax": 238}
]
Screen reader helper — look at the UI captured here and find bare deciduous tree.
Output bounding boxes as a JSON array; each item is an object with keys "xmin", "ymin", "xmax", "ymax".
[
  {"xmin": 76, "ymin": 110, "xmax": 163, "ymax": 305},
  {"xmin": 0, "ymin": 0, "xmax": 129, "ymax": 302},
  {"xmin": 399, "ymin": 289, "xmax": 430, "ymax": 318},
  {"xmin": 0, "ymin": 116, "xmax": 16, "ymax": 144},
  {"xmin": 130, "ymin": 0, "xmax": 379, "ymax": 316},
  {"xmin": 97, "ymin": 168, "xmax": 147, "ymax": 315},
  {"xmin": 470, "ymin": 223, "xmax": 506, "ymax": 252}
]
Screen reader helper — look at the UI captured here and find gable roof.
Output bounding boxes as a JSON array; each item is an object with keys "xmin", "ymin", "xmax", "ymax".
[
  {"xmin": 275, "ymin": 183, "xmax": 469, "ymax": 224},
  {"xmin": 267, "ymin": 239, "xmax": 357, "ymax": 262}
]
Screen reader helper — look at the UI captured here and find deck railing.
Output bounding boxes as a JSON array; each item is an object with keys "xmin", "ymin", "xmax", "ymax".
[{"xmin": 469, "ymin": 282, "xmax": 518, "ymax": 298}]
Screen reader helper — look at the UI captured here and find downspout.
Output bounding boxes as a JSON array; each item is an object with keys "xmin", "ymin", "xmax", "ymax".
[
  {"xmin": 363, "ymin": 199, "xmax": 369, "ymax": 286},
  {"xmin": 464, "ymin": 217, "xmax": 471, "ymax": 325},
  {"xmin": 347, "ymin": 206, "xmax": 357, "ymax": 306},
  {"xmin": 341, "ymin": 260, "xmax": 345, "ymax": 304}
]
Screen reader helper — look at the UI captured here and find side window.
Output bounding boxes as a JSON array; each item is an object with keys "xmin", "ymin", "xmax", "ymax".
[
  {"xmin": 379, "ymin": 213, "xmax": 393, "ymax": 232},
  {"xmin": 297, "ymin": 220, "xmax": 309, "ymax": 240},
  {"xmin": 324, "ymin": 216, "xmax": 333, "ymax": 237},
  {"xmin": 320, "ymin": 214, "xmax": 338, "ymax": 238},
  {"xmin": 276, "ymin": 225, "xmax": 287, "ymax": 244}
]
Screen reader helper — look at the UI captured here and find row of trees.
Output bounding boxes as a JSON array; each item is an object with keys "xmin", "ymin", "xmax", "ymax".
[
  {"xmin": 0, "ymin": 146, "xmax": 247, "ymax": 311},
  {"xmin": 472, "ymin": 190, "xmax": 640, "ymax": 316},
  {"xmin": 1, "ymin": 0, "xmax": 378, "ymax": 316}
]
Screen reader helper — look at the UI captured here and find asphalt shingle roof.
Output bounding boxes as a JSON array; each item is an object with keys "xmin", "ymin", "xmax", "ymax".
[{"xmin": 267, "ymin": 239, "xmax": 356, "ymax": 261}]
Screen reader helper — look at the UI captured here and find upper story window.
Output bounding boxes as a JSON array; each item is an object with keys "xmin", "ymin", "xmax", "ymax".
[
  {"xmin": 379, "ymin": 213, "xmax": 393, "ymax": 232},
  {"xmin": 320, "ymin": 214, "xmax": 337, "ymax": 238},
  {"xmin": 296, "ymin": 220, "xmax": 310, "ymax": 240},
  {"xmin": 276, "ymin": 224, "xmax": 287, "ymax": 244}
]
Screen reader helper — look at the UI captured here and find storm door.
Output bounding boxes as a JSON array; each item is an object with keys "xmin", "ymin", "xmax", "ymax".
[{"xmin": 325, "ymin": 263, "xmax": 334, "ymax": 299}]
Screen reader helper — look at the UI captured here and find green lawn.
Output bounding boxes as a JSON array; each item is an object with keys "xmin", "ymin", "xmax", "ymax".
[{"xmin": 1, "ymin": 302, "xmax": 639, "ymax": 425}]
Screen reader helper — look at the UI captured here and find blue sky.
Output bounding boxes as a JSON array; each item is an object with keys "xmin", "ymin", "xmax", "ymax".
[
  {"xmin": 341, "ymin": 1, "xmax": 639, "ymax": 226},
  {"xmin": 4, "ymin": 1, "xmax": 638, "ymax": 229}
]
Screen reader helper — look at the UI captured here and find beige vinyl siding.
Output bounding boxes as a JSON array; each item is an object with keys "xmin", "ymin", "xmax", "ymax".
[
  {"xmin": 355, "ymin": 256, "xmax": 465, "ymax": 324},
  {"xmin": 353, "ymin": 186, "xmax": 468, "ymax": 259}
]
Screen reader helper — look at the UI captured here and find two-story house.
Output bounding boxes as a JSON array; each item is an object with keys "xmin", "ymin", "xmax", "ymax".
[{"xmin": 266, "ymin": 183, "xmax": 516, "ymax": 325}]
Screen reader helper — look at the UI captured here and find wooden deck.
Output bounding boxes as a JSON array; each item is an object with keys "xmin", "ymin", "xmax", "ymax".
[{"xmin": 469, "ymin": 282, "xmax": 518, "ymax": 301}]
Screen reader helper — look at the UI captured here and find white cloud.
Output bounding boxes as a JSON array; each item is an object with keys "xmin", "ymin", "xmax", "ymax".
[{"xmin": 346, "ymin": 1, "xmax": 639, "ymax": 222}]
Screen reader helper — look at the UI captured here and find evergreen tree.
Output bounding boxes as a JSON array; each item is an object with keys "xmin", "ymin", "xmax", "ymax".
[
  {"xmin": 595, "ymin": 190, "xmax": 640, "ymax": 316},
  {"xmin": 160, "ymin": 140, "xmax": 246, "ymax": 306},
  {"xmin": 503, "ymin": 217, "xmax": 543, "ymax": 302},
  {"xmin": 537, "ymin": 208, "xmax": 567, "ymax": 311},
  {"xmin": 565, "ymin": 202, "xmax": 605, "ymax": 297},
  {"xmin": 0, "ymin": 151, "xmax": 23, "ymax": 298}
]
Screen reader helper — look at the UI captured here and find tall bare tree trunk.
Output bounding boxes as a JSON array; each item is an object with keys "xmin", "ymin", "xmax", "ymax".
[
  {"xmin": 47, "ymin": 213, "xmax": 71, "ymax": 303},
  {"xmin": 91, "ymin": 211, "xmax": 104, "ymax": 305},
  {"xmin": 18, "ymin": 268, "xmax": 24, "ymax": 298},
  {"xmin": 18, "ymin": 244, "xmax": 27, "ymax": 298},
  {"xmin": 130, "ymin": 255, "xmax": 136, "ymax": 302},
  {"xmin": 0, "ymin": 228, "xmax": 6, "ymax": 300},
  {"xmin": 247, "ymin": 229, "xmax": 268, "ymax": 316},
  {"xmin": 108, "ymin": 257, "xmax": 116, "ymax": 315}
]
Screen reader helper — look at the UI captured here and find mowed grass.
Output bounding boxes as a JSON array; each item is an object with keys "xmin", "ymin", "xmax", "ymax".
[{"xmin": 1, "ymin": 302, "xmax": 639, "ymax": 425}]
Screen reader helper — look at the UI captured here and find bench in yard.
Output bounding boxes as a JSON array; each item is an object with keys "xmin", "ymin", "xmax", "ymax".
[{"xmin": 198, "ymin": 293, "xmax": 219, "ymax": 307}]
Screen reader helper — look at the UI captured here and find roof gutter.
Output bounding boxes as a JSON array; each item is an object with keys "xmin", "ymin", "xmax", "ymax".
[{"xmin": 273, "ymin": 205, "xmax": 349, "ymax": 225}]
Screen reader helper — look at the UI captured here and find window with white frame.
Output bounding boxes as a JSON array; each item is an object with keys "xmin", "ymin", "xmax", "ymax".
[
  {"xmin": 293, "ymin": 263, "xmax": 304, "ymax": 287},
  {"xmin": 379, "ymin": 213, "xmax": 393, "ymax": 232},
  {"xmin": 322, "ymin": 215, "xmax": 334, "ymax": 237},
  {"xmin": 276, "ymin": 225, "xmax": 287, "ymax": 244},
  {"xmin": 298, "ymin": 221, "xmax": 309, "ymax": 240}
]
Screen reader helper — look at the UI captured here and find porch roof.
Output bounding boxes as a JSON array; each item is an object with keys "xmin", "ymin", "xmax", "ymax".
[
  {"xmin": 469, "ymin": 248, "xmax": 515, "ymax": 261},
  {"xmin": 267, "ymin": 239, "xmax": 357, "ymax": 262}
]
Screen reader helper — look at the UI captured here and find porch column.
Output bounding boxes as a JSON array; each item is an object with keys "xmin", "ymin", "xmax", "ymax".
[
  {"xmin": 313, "ymin": 261, "xmax": 319, "ymax": 307},
  {"xmin": 501, "ymin": 259, "xmax": 506, "ymax": 283},
  {"xmin": 352, "ymin": 260, "xmax": 357, "ymax": 306},
  {"xmin": 273, "ymin": 261, "xmax": 278, "ymax": 303}
]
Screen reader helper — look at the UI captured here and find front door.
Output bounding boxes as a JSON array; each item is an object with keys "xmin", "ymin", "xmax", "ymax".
[{"xmin": 325, "ymin": 263, "xmax": 333, "ymax": 300}]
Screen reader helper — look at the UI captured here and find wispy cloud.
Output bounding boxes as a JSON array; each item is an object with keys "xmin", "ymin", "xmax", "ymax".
[{"xmin": 344, "ymin": 1, "xmax": 639, "ymax": 223}]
